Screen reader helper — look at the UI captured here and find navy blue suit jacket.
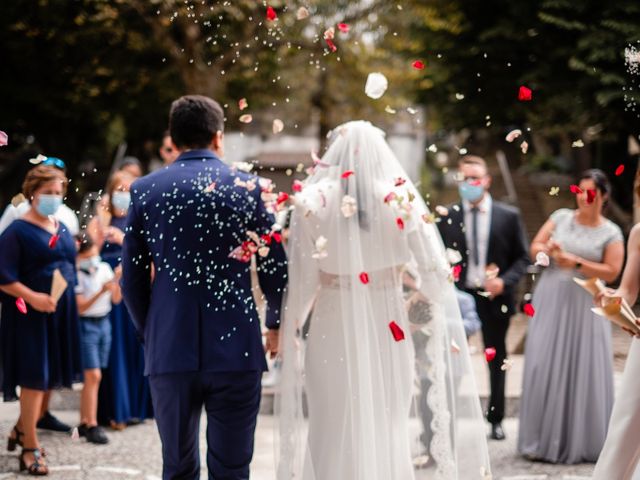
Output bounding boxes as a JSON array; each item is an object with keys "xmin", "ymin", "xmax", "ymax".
[{"xmin": 121, "ymin": 149, "xmax": 287, "ymax": 375}]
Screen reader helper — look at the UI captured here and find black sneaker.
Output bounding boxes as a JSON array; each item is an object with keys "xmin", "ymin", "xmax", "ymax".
[
  {"xmin": 85, "ymin": 426, "xmax": 109, "ymax": 445},
  {"xmin": 36, "ymin": 411, "xmax": 72, "ymax": 433}
]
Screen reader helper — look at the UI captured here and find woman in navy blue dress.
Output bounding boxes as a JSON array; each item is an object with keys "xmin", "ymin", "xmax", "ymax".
[
  {"xmin": 88, "ymin": 170, "xmax": 152, "ymax": 428},
  {"xmin": 0, "ymin": 165, "xmax": 81, "ymax": 475}
]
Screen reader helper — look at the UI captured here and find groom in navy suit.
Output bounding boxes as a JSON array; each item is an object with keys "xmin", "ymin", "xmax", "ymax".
[{"xmin": 121, "ymin": 95, "xmax": 287, "ymax": 479}]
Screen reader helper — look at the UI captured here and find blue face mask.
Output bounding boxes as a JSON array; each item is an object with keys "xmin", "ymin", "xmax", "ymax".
[
  {"xmin": 111, "ymin": 191, "xmax": 131, "ymax": 211},
  {"xmin": 79, "ymin": 255, "xmax": 101, "ymax": 272},
  {"xmin": 35, "ymin": 194, "xmax": 63, "ymax": 217},
  {"xmin": 458, "ymin": 181, "xmax": 485, "ymax": 203}
]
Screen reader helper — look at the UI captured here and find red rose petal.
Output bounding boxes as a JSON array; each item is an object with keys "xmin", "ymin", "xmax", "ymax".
[
  {"xmin": 292, "ymin": 180, "xmax": 303, "ymax": 192},
  {"xmin": 394, "ymin": 177, "xmax": 406, "ymax": 186},
  {"xmin": 615, "ymin": 164, "xmax": 625, "ymax": 176},
  {"xmin": 586, "ymin": 189, "xmax": 597, "ymax": 204},
  {"xmin": 266, "ymin": 6, "xmax": 277, "ymax": 21},
  {"xmin": 523, "ymin": 303, "xmax": 535, "ymax": 317},
  {"xmin": 261, "ymin": 234, "xmax": 272, "ymax": 245},
  {"xmin": 337, "ymin": 23, "xmax": 349, "ymax": 33},
  {"xmin": 452, "ymin": 264, "xmax": 462, "ymax": 282},
  {"xmin": 412, "ymin": 60, "xmax": 425, "ymax": 70},
  {"xmin": 325, "ymin": 38, "xmax": 337, "ymax": 52},
  {"xmin": 48, "ymin": 234, "xmax": 59, "ymax": 249},
  {"xmin": 341, "ymin": 170, "xmax": 355, "ymax": 179},
  {"xmin": 569, "ymin": 184, "xmax": 583, "ymax": 195},
  {"xmin": 271, "ymin": 232, "xmax": 283, "ymax": 243},
  {"xmin": 396, "ymin": 217, "xmax": 405, "ymax": 230},
  {"xmin": 276, "ymin": 192, "xmax": 289, "ymax": 205},
  {"xmin": 16, "ymin": 297, "xmax": 27, "ymax": 314},
  {"xmin": 359, "ymin": 272, "xmax": 370, "ymax": 284},
  {"xmin": 484, "ymin": 347, "xmax": 496, "ymax": 362},
  {"xmin": 518, "ymin": 85, "xmax": 532, "ymax": 101},
  {"xmin": 389, "ymin": 321, "xmax": 405, "ymax": 342}
]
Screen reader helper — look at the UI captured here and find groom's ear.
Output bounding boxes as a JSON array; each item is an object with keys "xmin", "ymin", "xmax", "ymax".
[{"xmin": 211, "ymin": 130, "xmax": 224, "ymax": 156}]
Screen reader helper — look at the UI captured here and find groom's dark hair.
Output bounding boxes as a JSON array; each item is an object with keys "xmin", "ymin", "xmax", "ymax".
[{"xmin": 169, "ymin": 95, "xmax": 225, "ymax": 149}]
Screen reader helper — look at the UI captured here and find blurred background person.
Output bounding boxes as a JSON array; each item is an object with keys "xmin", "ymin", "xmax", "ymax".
[
  {"xmin": 0, "ymin": 165, "xmax": 82, "ymax": 475},
  {"xmin": 149, "ymin": 131, "xmax": 179, "ymax": 171},
  {"xmin": 519, "ymin": 169, "xmax": 624, "ymax": 464},
  {"xmin": 75, "ymin": 234, "xmax": 121, "ymax": 445},
  {"xmin": 437, "ymin": 155, "xmax": 529, "ymax": 441},
  {"xmin": 0, "ymin": 156, "xmax": 79, "ymax": 236},
  {"xmin": 87, "ymin": 170, "xmax": 153, "ymax": 429}
]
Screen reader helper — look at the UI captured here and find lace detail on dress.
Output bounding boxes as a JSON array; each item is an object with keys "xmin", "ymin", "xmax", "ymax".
[{"xmin": 425, "ymin": 303, "xmax": 456, "ymax": 479}]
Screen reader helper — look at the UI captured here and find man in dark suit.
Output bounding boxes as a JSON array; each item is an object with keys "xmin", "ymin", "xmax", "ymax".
[
  {"xmin": 437, "ymin": 155, "xmax": 529, "ymax": 441},
  {"xmin": 121, "ymin": 95, "xmax": 287, "ymax": 479}
]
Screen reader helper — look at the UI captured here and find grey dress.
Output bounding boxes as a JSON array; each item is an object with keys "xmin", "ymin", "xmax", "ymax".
[{"xmin": 518, "ymin": 208, "xmax": 624, "ymax": 464}]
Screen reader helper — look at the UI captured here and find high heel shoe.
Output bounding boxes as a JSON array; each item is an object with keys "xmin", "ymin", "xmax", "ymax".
[
  {"xmin": 19, "ymin": 448, "xmax": 48, "ymax": 476},
  {"xmin": 7, "ymin": 425, "xmax": 23, "ymax": 452}
]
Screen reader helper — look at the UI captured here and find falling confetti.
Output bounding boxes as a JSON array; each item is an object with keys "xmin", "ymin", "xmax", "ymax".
[
  {"xmin": 446, "ymin": 248, "xmax": 462, "ymax": 264},
  {"xmin": 435, "ymin": 205, "xmax": 449, "ymax": 216},
  {"xmin": 549, "ymin": 186, "xmax": 560, "ymax": 196},
  {"xmin": 572, "ymin": 139, "xmax": 584, "ymax": 148},
  {"xmin": 292, "ymin": 180, "xmax": 303, "ymax": 192},
  {"xmin": 341, "ymin": 170, "xmax": 355, "ymax": 179},
  {"xmin": 569, "ymin": 185, "xmax": 583, "ymax": 195},
  {"xmin": 451, "ymin": 264, "xmax": 462, "ymax": 282},
  {"xmin": 615, "ymin": 165, "xmax": 625, "ymax": 176},
  {"xmin": 451, "ymin": 339, "xmax": 461, "ymax": 353},
  {"xmin": 523, "ymin": 303, "xmax": 535, "ymax": 317},
  {"xmin": 484, "ymin": 347, "xmax": 496, "ymax": 362},
  {"xmin": 359, "ymin": 272, "xmax": 370, "ymax": 284},
  {"xmin": 520, "ymin": 141, "xmax": 529, "ymax": 154},
  {"xmin": 296, "ymin": 7, "xmax": 309, "ymax": 20},
  {"xmin": 266, "ymin": 6, "xmax": 277, "ymax": 21},
  {"xmin": 384, "ymin": 192, "xmax": 397, "ymax": 204},
  {"xmin": 518, "ymin": 85, "xmax": 532, "ymax": 101},
  {"xmin": 16, "ymin": 297, "xmax": 27, "ymax": 314},
  {"xmin": 427, "ymin": 144, "xmax": 438, "ymax": 153},
  {"xmin": 312, "ymin": 236, "xmax": 328, "ymax": 259},
  {"xmin": 340, "ymin": 195, "xmax": 357, "ymax": 217},
  {"xmin": 388, "ymin": 321, "xmax": 405, "ymax": 342},
  {"xmin": 238, "ymin": 98, "xmax": 248, "ymax": 110},
  {"xmin": 233, "ymin": 161, "xmax": 254, "ymax": 172},
  {"xmin": 272, "ymin": 119, "xmax": 284, "ymax": 134},
  {"xmin": 48, "ymin": 234, "xmax": 59, "ymax": 249},
  {"xmin": 396, "ymin": 217, "xmax": 405, "ymax": 230},
  {"xmin": 384, "ymin": 105, "xmax": 397, "ymax": 114},
  {"xmin": 325, "ymin": 38, "xmax": 337, "ymax": 52},
  {"xmin": 505, "ymin": 129, "xmax": 522, "ymax": 143},
  {"xmin": 501, "ymin": 359, "xmax": 514, "ymax": 371},
  {"xmin": 239, "ymin": 114, "xmax": 253, "ymax": 124},
  {"xmin": 29, "ymin": 154, "xmax": 47, "ymax": 165},
  {"xmin": 337, "ymin": 23, "xmax": 349, "ymax": 33},
  {"xmin": 535, "ymin": 252, "xmax": 550, "ymax": 267},
  {"xmin": 412, "ymin": 60, "xmax": 425, "ymax": 70},
  {"xmin": 323, "ymin": 27, "xmax": 335, "ymax": 40},
  {"xmin": 203, "ymin": 182, "xmax": 216, "ymax": 193},
  {"xmin": 276, "ymin": 192, "xmax": 289, "ymax": 205},
  {"xmin": 364, "ymin": 72, "xmax": 388, "ymax": 99},
  {"xmin": 587, "ymin": 189, "xmax": 597, "ymax": 204},
  {"xmin": 0, "ymin": 131, "xmax": 7, "ymax": 147}
]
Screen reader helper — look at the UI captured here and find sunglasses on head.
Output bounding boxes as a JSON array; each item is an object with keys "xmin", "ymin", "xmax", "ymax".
[{"xmin": 42, "ymin": 157, "xmax": 66, "ymax": 169}]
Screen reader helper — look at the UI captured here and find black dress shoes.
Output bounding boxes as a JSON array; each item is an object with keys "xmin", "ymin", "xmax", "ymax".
[
  {"xmin": 36, "ymin": 411, "xmax": 72, "ymax": 433},
  {"xmin": 490, "ymin": 423, "xmax": 506, "ymax": 440}
]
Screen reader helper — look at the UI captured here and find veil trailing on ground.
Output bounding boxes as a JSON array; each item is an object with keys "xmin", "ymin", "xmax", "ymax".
[{"xmin": 275, "ymin": 121, "xmax": 491, "ymax": 479}]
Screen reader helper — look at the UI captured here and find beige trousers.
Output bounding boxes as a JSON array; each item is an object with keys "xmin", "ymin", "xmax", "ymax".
[{"xmin": 593, "ymin": 340, "xmax": 640, "ymax": 480}]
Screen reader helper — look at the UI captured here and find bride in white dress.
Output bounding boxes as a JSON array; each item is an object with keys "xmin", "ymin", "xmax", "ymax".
[{"xmin": 276, "ymin": 121, "xmax": 491, "ymax": 479}]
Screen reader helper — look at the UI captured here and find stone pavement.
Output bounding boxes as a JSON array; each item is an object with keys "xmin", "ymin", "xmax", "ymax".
[{"xmin": 0, "ymin": 313, "xmax": 632, "ymax": 479}]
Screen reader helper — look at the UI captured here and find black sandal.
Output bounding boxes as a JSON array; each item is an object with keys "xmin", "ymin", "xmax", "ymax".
[
  {"xmin": 19, "ymin": 448, "xmax": 48, "ymax": 476},
  {"xmin": 7, "ymin": 425, "xmax": 23, "ymax": 451}
]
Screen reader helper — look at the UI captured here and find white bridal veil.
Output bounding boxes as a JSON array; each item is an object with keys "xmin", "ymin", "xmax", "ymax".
[{"xmin": 276, "ymin": 121, "xmax": 491, "ymax": 479}]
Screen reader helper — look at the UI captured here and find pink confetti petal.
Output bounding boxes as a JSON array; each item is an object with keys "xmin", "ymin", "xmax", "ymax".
[
  {"xmin": 384, "ymin": 192, "xmax": 397, "ymax": 203},
  {"xmin": 16, "ymin": 297, "xmax": 27, "ymax": 314},
  {"xmin": 325, "ymin": 38, "xmax": 337, "ymax": 52},
  {"xmin": 412, "ymin": 60, "xmax": 425, "ymax": 70},
  {"xmin": 337, "ymin": 23, "xmax": 349, "ymax": 33},
  {"xmin": 394, "ymin": 177, "xmax": 406, "ymax": 186},
  {"xmin": 396, "ymin": 217, "xmax": 405, "ymax": 230},
  {"xmin": 569, "ymin": 185, "xmax": 583, "ymax": 195},
  {"xmin": 359, "ymin": 272, "xmax": 370, "ymax": 284},
  {"xmin": 238, "ymin": 98, "xmax": 248, "ymax": 110},
  {"xmin": 0, "ymin": 131, "xmax": 7, "ymax": 147},
  {"xmin": 292, "ymin": 180, "xmax": 303, "ymax": 192}
]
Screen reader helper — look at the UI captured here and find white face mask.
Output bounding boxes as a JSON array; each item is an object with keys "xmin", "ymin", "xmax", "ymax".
[
  {"xmin": 79, "ymin": 255, "xmax": 101, "ymax": 271},
  {"xmin": 111, "ymin": 191, "xmax": 131, "ymax": 211}
]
